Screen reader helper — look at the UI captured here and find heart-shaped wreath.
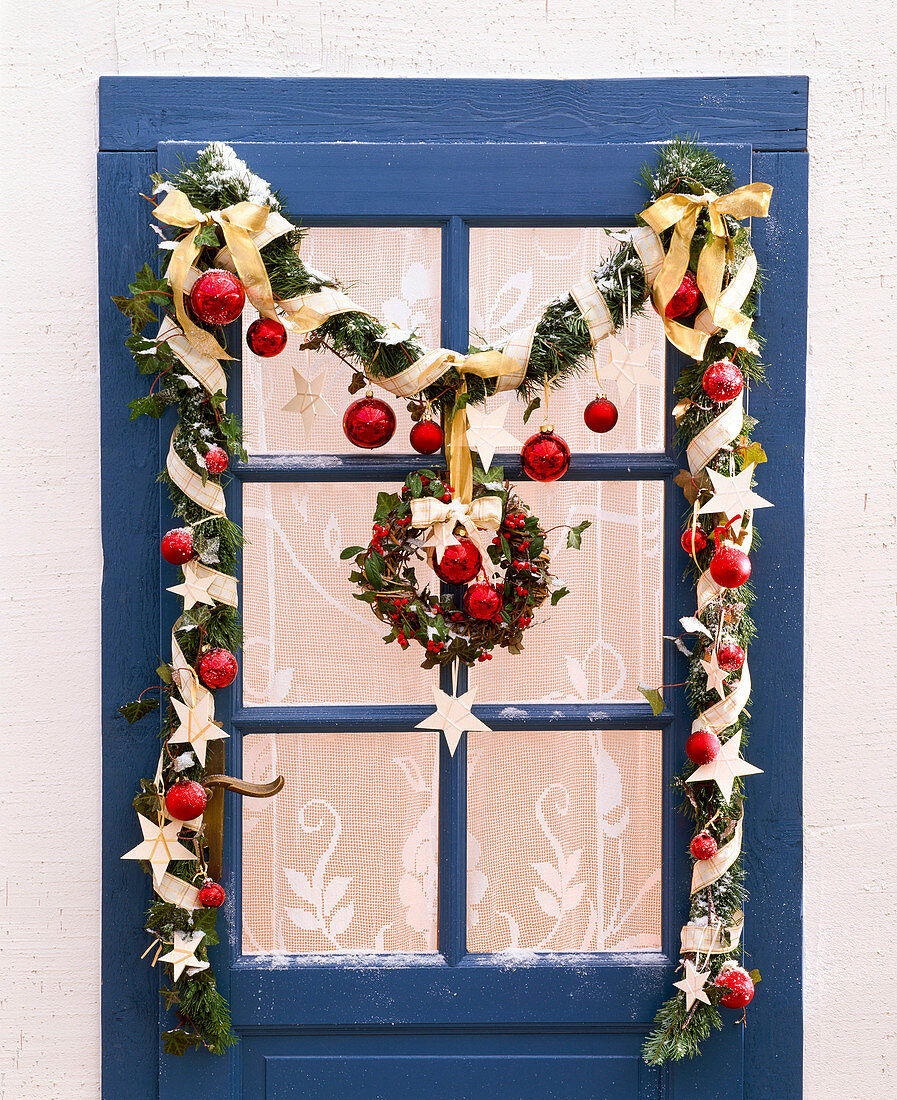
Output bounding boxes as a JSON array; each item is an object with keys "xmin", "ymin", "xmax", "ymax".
[{"xmin": 342, "ymin": 466, "xmax": 588, "ymax": 668}]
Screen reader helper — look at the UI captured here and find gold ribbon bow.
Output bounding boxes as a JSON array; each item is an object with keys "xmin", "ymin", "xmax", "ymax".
[
  {"xmin": 409, "ymin": 494, "xmax": 503, "ymax": 575},
  {"xmin": 640, "ymin": 183, "xmax": 772, "ymax": 361},
  {"xmin": 154, "ymin": 188, "xmax": 278, "ymax": 361}
]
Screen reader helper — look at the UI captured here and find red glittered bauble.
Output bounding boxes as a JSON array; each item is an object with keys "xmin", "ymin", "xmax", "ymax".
[
  {"xmin": 203, "ymin": 446, "xmax": 228, "ymax": 475},
  {"xmin": 583, "ymin": 396, "xmax": 619, "ymax": 434},
  {"xmin": 717, "ymin": 642, "xmax": 746, "ymax": 672},
  {"xmin": 680, "ymin": 526, "xmax": 708, "ymax": 554},
  {"xmin": 161, "ymin": 527, "xmax": 194, "ymax": 565},
  {"xmin": 702, "ymin": 359, "xmax": 744, "ymax": 404},
  {"xmin": 715, "ymin": 965, "xmax": 755, "ymax": 1009},
  {"xmin": 433, "ymin": 539, "xmax": 481, "ymax": 584},
  {"xmin": 521, "ymin": 429, "xmax": 571, "ymax": 482},
  {"xmin": 710, "ymin": 545, "xmax": 752, "ymax": 589},
  {"xmin": 409, "ymin": 418, "xmax": 444, "ymax": 455},
  {"xmin": 198, "ymin": 648, "xmax": 238, "ymax": 690},
  {"xmin": 463, "ymin": 582, "xmax": 503, "ymax": 621},
  {"xmin": 690, "ymin": 830, "xmax": 719, "ymax": 861},
  {"xmin": 664, "ymin": 270, "xmax": 701, "ymax": 320},
  {"xmin": 343, "ymin": 397, "xmax": 397, "ymax": 449},
  {"xmin": 198, "ymin": 880, "xmax": 226, "ymax": 909},
  {"xmin": 686, "ymin": 728, "xmax": 721, "ymax": 765},
  {"xmin": 165, "ymin": 780, "xmax": 208, "ymax": 822},
  {"xmin": 246, "ymin": 317, "xmax": 288, "ymax": 357},
  {"xmin": 189, "ymin": 268, "xmax": 246, "ymax": 326}
]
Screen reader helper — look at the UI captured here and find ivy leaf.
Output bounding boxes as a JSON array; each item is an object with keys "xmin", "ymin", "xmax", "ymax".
[
  {"xmin": 664, "ymin": 635, "xmax": 694, "ymax": 656},
  {"xmin": 193, "ymin": 223, "xmax": 221, "ymax": 249},
  {"xmin": 737, "ymin": 441, "xmax": 767, "ymax": 466},
  {"xmin": 340, "ymin": 546, "xmax": 365, "ymax": 560},
  {"xmin": 128, "ymin": 394, "xmax": 168, "ymax": 420},
  {"xmin": 217, "ymin": 411, "xmax": 247, "ymax": 462},
  {"xmin": 159, "ymin": 985, "xmax": 180, "ymax": 1012},
  {"xmin": 522, "ymin": 397, "xmax": 541, "ymax": 424},
  {"xmin": 363, "ymin": 554, "xmax": 384, "ymax": 589},
  {"xmin": 451, "ymin": 391, "xmax": 469, "ymax": 418},
  {"xmin": 162, "ymin": 1029, "xmax": 202, "ymax": 1057},
  {"xmin": 128, "ymin": 262, "xmax": 171, "ymax": 303},
  {"xmin": 348, "ymin": 372, "xmax": 367, "ymax": 395},
  {"xmin": 125, "ymin": 334, "xmax": 176, "ymax": 374},
  {"xmin": 550, "ymin": 586, "xmax": 569, "ymax": 606},
  {"xmin": 112, "ymin": 293, "xmax": 158, "ymax": 335},
  {"xmin": 119, "ymin": 697, "xmax": 160, "ymax": 724},
  {"xmin": 566, "ymin": 520, "xmax": 591, "ymax": 549},
  {"xmin": 156, "ymin": 663, "xmax": 173, "ymax": 685},
  {"xmin": 638, "ymin": 684, "xmax": 665, "ymax": 715},
  {"xmin": 749, "ymin": 969, "xmax": 762, "ymax": 984}
]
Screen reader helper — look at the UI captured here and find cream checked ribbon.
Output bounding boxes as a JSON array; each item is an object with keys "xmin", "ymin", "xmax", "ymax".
[{"xmin": 409, "ymin": 495, "xmax": 503, "ymax": 579}]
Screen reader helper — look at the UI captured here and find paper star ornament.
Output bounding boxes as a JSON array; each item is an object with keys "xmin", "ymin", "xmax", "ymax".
[
  {"xmin": 159, "ymin": 930, "xmax": 209, "ymax": 981},
  {"xmin": 169, "ymin": 692, "xmax": 228, "ymax": 766},
  {"xmin": 416, "ymin": 684, "xmax": 491, "ymax": 755},
  {"xmin": 600, "ymin": 335, "xmax": 657, "ymax": 407},
  {"xmin": 282, "ymin": 368, "xmax": 336, "ymax": 437},
  {"xmin": 167, "ymin": 560, "xmax": 216, "ymax": 611},
  {"xmin": 687, "ymin": 730, "xmax": 762, "ymax": 802},
  {"xmin": 465, "ymin": 401, "xmax": 521, "ymax": 472},
  {"xmin": 121, "ymin": 815, "xmax": 197, "ymax": 881},
  {"xmin": 700, "ymin": 652, "xmax": 729, "ymax": 700},
  {"xmin": 674, "ymin": 958, "xmax": 712, "ymax": 1010},
  {"xmin": 698, "ymin": 464, "xmax": 773, "ymax": 523}
]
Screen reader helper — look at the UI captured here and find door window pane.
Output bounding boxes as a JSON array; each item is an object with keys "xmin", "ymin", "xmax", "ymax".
[
  {"xmin": 466, "ymin": 729, "xmax": 661, "ymax": 952},
  {"xmin": 243, "ymin": 731, "xmax": 440, "ymax": 954},
  {"xmin": 242, "ymin": 226, "xmax": 441, "ymax": 455}
]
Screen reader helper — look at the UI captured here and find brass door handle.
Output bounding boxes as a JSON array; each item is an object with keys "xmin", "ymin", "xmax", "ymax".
[{"xmin": 203, "ymin": 742, "xmax": 284, "ymax": 881}]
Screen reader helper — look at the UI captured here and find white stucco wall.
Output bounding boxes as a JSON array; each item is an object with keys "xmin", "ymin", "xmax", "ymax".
[{"xmin": 2, "ymin": 2, "xmax": 895, "ymax": 1096}]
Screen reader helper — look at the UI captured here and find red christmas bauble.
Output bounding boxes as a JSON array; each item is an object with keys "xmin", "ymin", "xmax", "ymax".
[
  {"xmin": 433, "ymin": 539, "xmax": 481, "ymax": 584},
  {"xmin": 198, "ymin": 648, "xmax": 238, "ymax": 689},
  {"xmin": 203, "ymin": 446, "xmax": 228, "ymax": 474},
  {"xmin": 409, "ymin": 418, "xmax": 444, "ymax": 455},
  {"xmin": 246, "ymin": 317, "xmax": 288, "ymax": 357},
  {"xmin": 710, "ymin": 545, "xmax": 752, "ymax": 588},
  {"xmin": 680, "ymin": 526, "xmax": 708, "ymax": 554},
  {"xmin": 717, "ymin": 642, "xmax": 746, "ymax": 672},
  {"xmin": 664, "ymin": 270, "xmax": 701, "ymax": 320},
  {"xmin": 198, "ymin": 880, "xmax": 226, "ymax": 909},
  {"xmin": 521, "ymin": 429, "xmax": 571, "ymax": 482},
  {"xmin": 160, "ymin": 527, "xmax": 194, "ymax": 565},
  {"xmin": 690, "ymin": 830, "xmax": 719, "ymax": 861},
  {"xmin": 583, "ymin": 396, "xmax": 618, "ymax": 434},
  {"xmin": 715, "ymin": 964, "xmax": 755, "ymax": 1009},
  {"xmin": 686, "ymin": 728, "xmax": 721, "ymax": 765},
  {"xmin": 189, "ymin": 268, "xmax": 246, "ymax": 326},
  {"xmin": 463, "ymin": 582, "xmax": 503, "ymax": 621},
  {"xmin": 703, "ymin": 359, "xmax": 744, "ymax": 403},
  {"xmin": 165, "ymin": 780, "xmax": 208, "ymax": 822},
  {"xmin": 343, "ymin": 397, "xmax": 397, "ymax": 449}
]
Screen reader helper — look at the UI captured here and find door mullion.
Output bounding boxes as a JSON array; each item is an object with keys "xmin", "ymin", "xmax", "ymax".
[{"xmin": 437, "ymin": 215, "xmax": 470, "ymax": 965}]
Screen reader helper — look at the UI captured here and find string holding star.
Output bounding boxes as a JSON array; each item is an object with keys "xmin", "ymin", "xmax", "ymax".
[{"xmin": 282, "ymin": 368, "xmax": 336, "ymax": 437}]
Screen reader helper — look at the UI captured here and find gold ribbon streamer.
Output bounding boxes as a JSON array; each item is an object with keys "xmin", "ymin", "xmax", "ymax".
[
  {"xmin": 154, "ymin": 188, "xmax": 281, "ymax": 360},
  {"xmin": 410, "ymin": 494, "xmax": 503, "ymax": 570},
  {"xmin": 687, "ymin": 395, "xmax": 745, "ymax": 476},
  {"xmin": 640, "ymin": 183, "xmax": 772, "ymax": 360},
  {"xmin": 680, "ymin": 910, "xmax": 744, "ymax": 955},
  {"xmin": 158, "ymin": 319, "xmax": 228, "ymax": 398},
  {"xmin": 166, "ymin": 432, "xmax": 227, "ymax": 516},
  {"xmin": 691, "ymin": 817, "xmax": 743, "ymax": 893}
]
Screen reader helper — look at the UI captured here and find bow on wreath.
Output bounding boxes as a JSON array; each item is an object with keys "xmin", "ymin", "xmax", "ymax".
[
  {"xmin": 410, "ymin": 494, "xmax": 503, "ymax": 579},
  {"xmin": 640, "ymin": 183, "xmax": 772, "ymax": 360},
  {"xmin": 154, "ymin": 188, "xmax": 281, "ymax": 361}
]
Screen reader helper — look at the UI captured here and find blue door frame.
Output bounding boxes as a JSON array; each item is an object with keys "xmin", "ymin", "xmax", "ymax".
[{"xmin": 99, "ymin": 77, "xmax": 807, "ymax": 1099}]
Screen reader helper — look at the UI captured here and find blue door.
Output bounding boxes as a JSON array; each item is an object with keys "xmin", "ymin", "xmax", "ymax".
[{"xmin": 100, "ymin": 79, "xmax": 806, "ymax": 1100}]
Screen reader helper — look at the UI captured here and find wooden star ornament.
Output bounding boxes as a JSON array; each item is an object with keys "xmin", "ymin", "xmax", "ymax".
[
  {"xmin": 416, "ymin": 683, "xmax": 491, "ymax": 755},
  {"xmin": 121, "ymin": 815, "xmax": 197, "ymax": 881},
  {"xmin": 698, "ymin": 464, "xmax": 773, "ymax": 523},
  {"xmin": 169, "ymin": 692, "xmax": 228, "ymax": 766},
  {"xmin": 673, "ymin": 958, "xmax": 712, "ymax": 1010},
  {"xmin": 167, "ymin": 560, "xmax": 216, "ymax": 611},
  {"xmin": 600, "ymin": 335, "xmax": 657, "ymax": 407},
  {"xmin": 282, "ymin": 368, "xmax": 335, "ymax": 437},
  {"xmin": 465, "ymin": 401, "xmax": 521, "ymax": 472},
  {"xmin": 159, "ymin": 930, "xmax": 209, "ymax": 981},
  {"xmin": 700, "ymin": 651, "xmax": 729, "ymax": 700},
  {"xmin": 687, "ymin": 730, "xmax": 762, "ymax": 802}
]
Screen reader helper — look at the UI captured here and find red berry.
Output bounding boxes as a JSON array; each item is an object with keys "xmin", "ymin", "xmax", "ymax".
[
  {"xmin": 409, "ymin": 418, "xmax": 444, "ymax": 455},
  {"xmin": 703, "ymin": 360, "xmax": 744, "ymax": 404},
  {"xmin": 583, "ymin": 396, "xmax": 619, "ymax": 434},
  {"xmin": 198, "ymin": 648, "xmax": 238, "ymax": 689},
  {"xmin": 204, "ymin": 446, "xmax": 228, "ymax": 475},
  {"xmin": 246, "ymin": 317, "xmax": 288, "ymax": 357},
  {"xmin": 686, "ymin": 728, "xmax": 721, "ymax": 765},
  {"xmin": 715, "ymin": 964, "xmax": 755, "ymax": 1009},
  {"xmin": 710, "ymin": 545, "xmax": 752, "ymax": 588},
  {"xmin": 690, "ymin": 830, "xmax": 719, "ymax": 861},
  {"xmin": 433, "ymin": 539, "xmax": 481, "ymax": 584},
  {"xmin": 717, "ymin": 642, "xmax": 746, "ymax": 672},
  {"xmin": 189, "ymin": 268, "xmax": 245, "ymax": 325},
  {"xmin": 664, "ymin": 270, "xmax": 701, "ymax": 320},
  {"xmin": 161, "ymin": 528, "xmax": 194, "ymax": 565},
  {"xmin": 198, "ymin": 879, "xmax": 226, "ymax": 908},
  {"xmin": 165, "ymin": 780, "xmax": 208, "ymax": 821},
  {"xmin": 463, "ymin": 582, "xmax": 503, "ymax": 621},
  {"xmin": 680, "ymin": 526, "xmax": 708, "ymax": 554}
]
